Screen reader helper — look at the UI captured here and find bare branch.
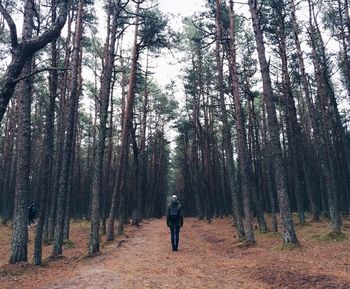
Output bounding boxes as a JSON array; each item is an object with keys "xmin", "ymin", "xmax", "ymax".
[
  {"xmin": 24, "ymin": 0, "xmax": 68, "ymax": 53},
  {"xmin": 13, "ymin": 67, "xmax": 70, "ymax": 84},
  {"xmin": 190, "ymin": 20, "xmax": 214, "ymax": 38},
  {"xmin": 0, "ymin": 1, "xmax": 18, "ymax": 48},
  {"xmin": 0, "ymin": 0, "xmax": 68, "ymax": 123},
  {"xmin": 232, "ymin": 1, "xmax": 248, "ymax": 4}
]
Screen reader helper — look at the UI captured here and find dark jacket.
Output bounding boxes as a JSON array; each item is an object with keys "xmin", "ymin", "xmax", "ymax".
[
  {"xmin": 166, "ymin": 201, "xmax": 183, "ymax": 227},
  {"xmin": 28, "ymin": 202, "xmax": 37, "ymax": 218}
]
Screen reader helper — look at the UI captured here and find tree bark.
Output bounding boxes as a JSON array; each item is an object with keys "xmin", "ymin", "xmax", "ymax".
[
  {"xmin": 228, "ymin": 0, "xmax": 255, "ymax": 243},
  {"xmin": 132, "ymin": 51, "xmax": 149, "ymax": 225},
  {"xmin": 52, "ymin": 0, "xmax": 84, "ymax": 257},
  {"xmin": 275, "ymin": 8, "xmax": 307, "ymax": 225},
  {"xmin": 9, "ymin": 0, "xmax": 34, "ymax": 264},
  {"xmin": 290, "ymin": 0, "xmax": 321, "ymax": 221},
  {"xmin": 33, "ymin": 0, "xmax": 59, "ymax": 263},
  {"xmin": 307, "ymin": 0, "xmax": 342, "ymax": 232},
  {"xmin": 215, "ymin": 0, "xmax": 245, "ymax": 240},
  {"xmin": 248, "ymin": 0, "xmax": 298, "ymax": 243},
  {"xmin": 107, "ymin": 1, "xmax": 140, "ymax": 240},
  {"xmin": 9, "ymin": 59, "xmax": 32, "ymax": 263},
  {"xmin": 89, "ymin": 0, "xmax": 120, "ymax": 254},
  {"xmin": 0, "ymin": 0, "xmax": 67, "ymax": 123},
  {"xmin": 1, "ymin": 104, "xmax": 16, "ymax": 225}
]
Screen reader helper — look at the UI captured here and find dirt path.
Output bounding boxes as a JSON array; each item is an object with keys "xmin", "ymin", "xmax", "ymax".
[
  {"xmin": 2, "ymin": 217, "xmax": 350, "ymax": 289},
  {"xmin": 39, "ymin": 219, "xmax": 258, "ymax": 289}
]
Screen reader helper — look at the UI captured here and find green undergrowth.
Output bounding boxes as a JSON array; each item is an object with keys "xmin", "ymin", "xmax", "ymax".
[
  {"xmin": 0, "ymin": 263, "xmax": 28, "ymax": 277},
  {"xmin": 40, "ymin": 258, "xmax": 51, "ymax": 266},
  {"xmin": 44, "ymin": 240, "xmax": 53, "ymax": 246},
  {"xmin": 310, "ymin": 231, "xmax": 348, "ymax": 242},
  {"xmin": 63, "ymin": 239, "xmax": 75, "ymax": 248},
  {"xmin": 236, "ymin": 241, "xmax": 257, "ymax": 249},
  {"xmin": 271, "ymin": 242, "xmax": 301, "ymax": 252},
  {"xmin": 0, "ymin": 220, "xmax": 12, "ymax": 227},
  {"xmin": 82, "ymin": 252, "xmax": 100, "ymax": 260},
  {"xmin": 295, "ymin": 221, "xmax": 312, "ymax": 227},
  {"xmin": 43, "ymin": 239, "xmax": 75, "ymax": 248}
]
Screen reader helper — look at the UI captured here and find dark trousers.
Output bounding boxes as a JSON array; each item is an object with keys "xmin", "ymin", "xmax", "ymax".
[
  {"xmin": 170, "ymin": 226, "xmax": 180, "ymax": 251},
  {"xmin": 28, "ymin": 213, "xmax": 35, "ymax": 225}
]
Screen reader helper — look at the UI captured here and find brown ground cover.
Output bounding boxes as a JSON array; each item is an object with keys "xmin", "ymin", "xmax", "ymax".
[{"xmin": 1, "ymin": 215, "xmax": 350, "ymax": 289}]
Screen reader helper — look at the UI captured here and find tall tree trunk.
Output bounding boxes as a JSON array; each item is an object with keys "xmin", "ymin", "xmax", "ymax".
[
  {"xmin": 248, "ymin": 0, "xmax": 298, "ymax": 243},
  {"xmin": 52, "ymin": 0, "xmax": 84, "ymax": 257},
  {"xmin": 9, "ymin": 0, "xmax": 34, "ymax": 264},
  {"xmin": 63, "ymin": 149, "xmax": 74, "ymax": 241},
  {"xmin": 191, "ymin": 47, "xmax": 204, "ymax": 219},
  {"xmin": 228, "ymin": 0, "xmax": 255, "ymax": 242},
  {"xmin": 261, "ymin": 102, "xmax": 278, "ymax": 232},
  {"xmin": 47, "ymin": 7, "xmax": 74, "ymax": 241},
  {"xmin": 107, "ymin": 1, "xmax": 140, "ymax": 240},
  {"xmin": 132, "ymin": 53, "xmax": 149, "ymax": 225},
  {"xmin": 336, "ymin": 0, "xmax": 350, "ymax": 99},
  {"xmin": 1, "ymin": 104, "xmax": 16, "ymax": 225},
  {"xmin": 102, "ymin": 76, "xmax": 116, "ymax": 234},
  {"xmin": 250, "ymin": 95, "xmax": 268, "ymax": 231},
  {"xmin": 290, "ymin": 0, "xmax": 321, "ymax": 221},
  {"xmin": 276, "ymin": 13, "xmax": 307, "ymax": 225},
  {"xmin": 215, "ymin": 0, "xmax": 245, "ymax": 240},
  {"xmin": 89, "ymin": 0, "xmax": 120, "ymax": 254},
  {"xmin": 33, "ymin": 0, "xmax": 59, "ymax": 264},
  {"xmin": 307, "ymin": 0, "xmax": 342, "ymax": 232}
]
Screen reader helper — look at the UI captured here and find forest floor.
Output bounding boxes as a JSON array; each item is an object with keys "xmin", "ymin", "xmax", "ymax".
[{"xmin": 1, "ymin": 215, "xmax": 350, "ymax": 289}]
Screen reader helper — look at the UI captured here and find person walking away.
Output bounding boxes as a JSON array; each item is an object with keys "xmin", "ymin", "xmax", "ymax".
[
  {"xmin": 28, "ymin": 201, "xmax": 37, "ymax": 227},
  {"xmin": 166, "ymin": 195, "xmax": 183, "ymax": 251}
]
